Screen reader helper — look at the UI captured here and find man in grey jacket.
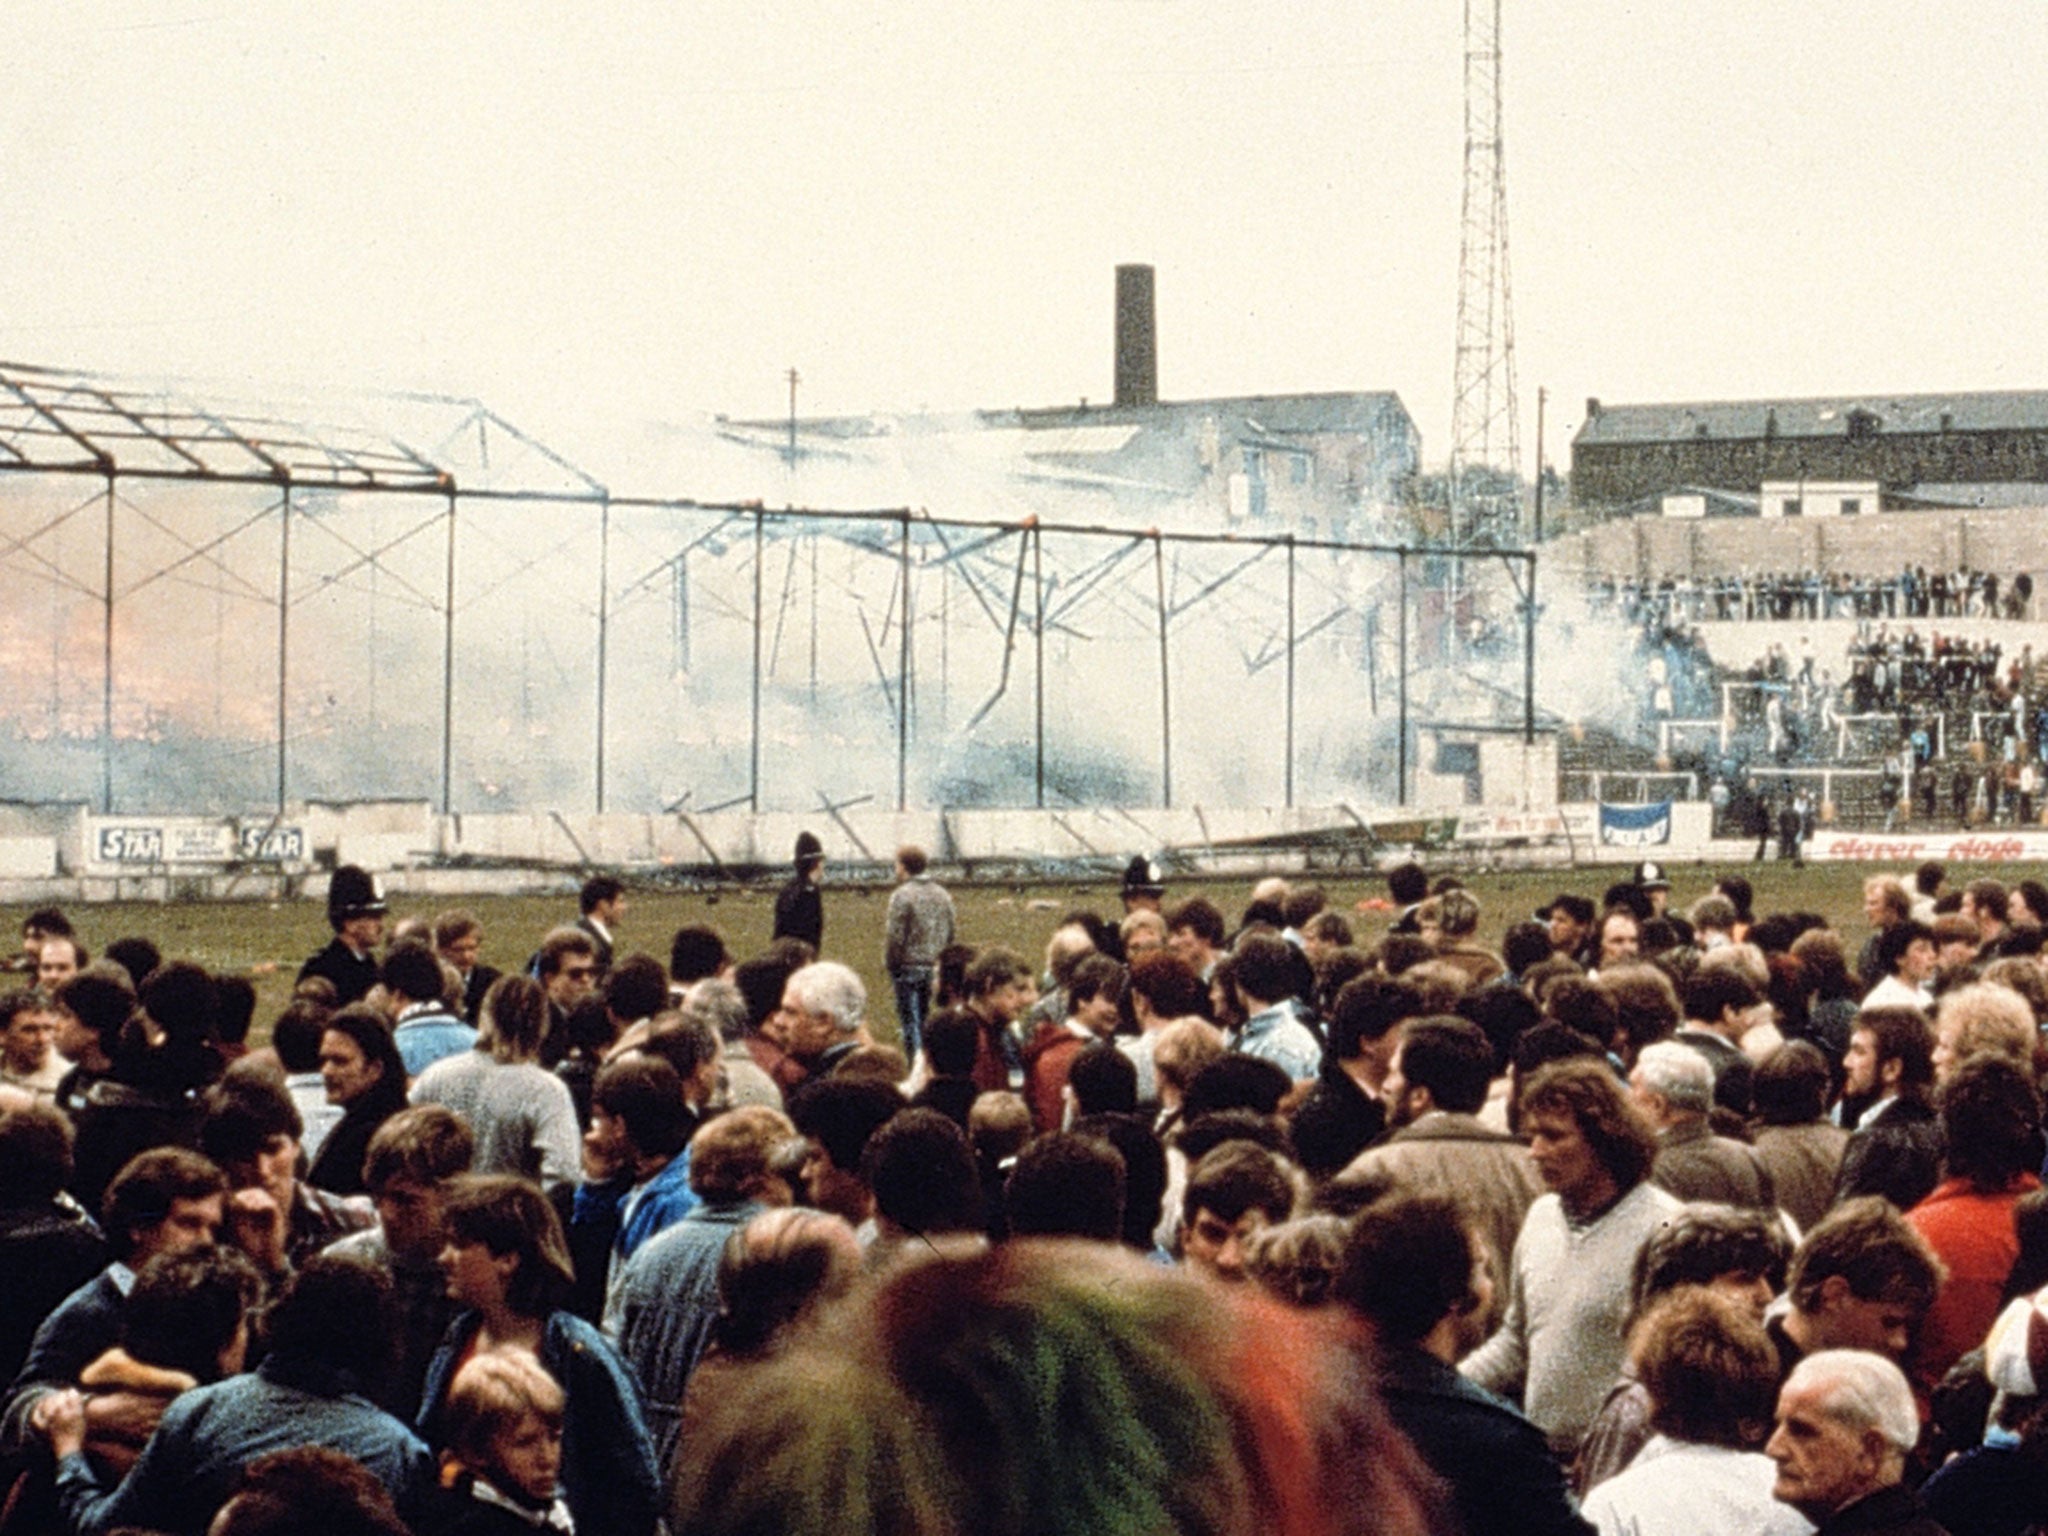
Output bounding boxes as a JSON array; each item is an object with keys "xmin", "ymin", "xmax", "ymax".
[
  {"xmin": 883, "ymin": 844, "xmax": 954, "ymax": 1062},
  {"xmin": 1631, "ymin": 1040, "xmax": 1776, "ymax": 1211}
]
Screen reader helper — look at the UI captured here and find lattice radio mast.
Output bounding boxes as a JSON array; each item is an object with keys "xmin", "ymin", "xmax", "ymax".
[{"xmin": 1448, "ymin": 0, "xmax": 1522, "ymax": 547}]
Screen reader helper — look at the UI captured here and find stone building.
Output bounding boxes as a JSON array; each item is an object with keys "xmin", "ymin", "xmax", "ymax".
[{"xmin": 1571, "ymin": 391, "xmax": 2048, "ymax": 516}]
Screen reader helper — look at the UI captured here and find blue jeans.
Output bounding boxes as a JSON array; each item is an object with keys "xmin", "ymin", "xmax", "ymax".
[{"xmin": 891, "ymin": 967, "xmax": 934, "ymax": 1060}]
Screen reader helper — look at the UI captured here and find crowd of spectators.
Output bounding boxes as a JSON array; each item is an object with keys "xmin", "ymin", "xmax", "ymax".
[
  {"xmin": 1579, "ymin": 557, "xmax": 2048, "ymax": 834},
  {"xmin": 1702, "ymin": 632, "xmax": 2047, "ymax": 828},
  {"xmin": 3, "ymin": 853, "xmax": 2048, "ymax": 1533},
  {"xmin": 1613, "ymin": 598, "xmax": 2041, "ymax": 737},
  {"xmin": 1840, "ymin": 629, "xmax": 2025, "ymax": 712},
  {"xmin": 1590, "ymin": 566, "xmax": 2032, "ymax": 628}
]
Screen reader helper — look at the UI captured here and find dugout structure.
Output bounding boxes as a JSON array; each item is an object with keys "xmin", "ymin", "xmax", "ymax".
[{"xmin": 0, "ymin": 362, "xmax": 1540, "ymax": 818}]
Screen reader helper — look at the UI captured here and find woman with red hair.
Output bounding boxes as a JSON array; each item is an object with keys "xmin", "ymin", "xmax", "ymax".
[{"xmin": 670, "ymin": 1239, "xmax": 1440, "ymax": 1536}]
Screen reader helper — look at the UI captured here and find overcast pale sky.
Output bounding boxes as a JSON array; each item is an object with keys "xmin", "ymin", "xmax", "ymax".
[{"xmin": 4, "ymin": 2, "xmax": 2043, "ymax": 482}]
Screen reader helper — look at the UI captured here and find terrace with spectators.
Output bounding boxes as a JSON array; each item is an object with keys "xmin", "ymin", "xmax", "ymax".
[
  {"xmin": 1548, "ymin": 508, "xmax": 2048, "ymax": 831},
  {"xmin": 1558, "ymin": 599, "xmax": 2048, "ymax": 830},
  {"xmin": 1586, "ymin": 566, "xmax": 2031, "ymax": 626}
]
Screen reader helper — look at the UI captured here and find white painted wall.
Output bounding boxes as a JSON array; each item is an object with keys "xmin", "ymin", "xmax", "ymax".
[{"xmin": 1758, "ymin": 480, "xmax": 1881, "ymax": 519}]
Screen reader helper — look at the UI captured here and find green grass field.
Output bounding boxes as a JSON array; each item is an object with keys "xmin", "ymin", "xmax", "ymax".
[{"xmin": 13, "ymin": 855, "xmax": 2041, "ymax": 1046}]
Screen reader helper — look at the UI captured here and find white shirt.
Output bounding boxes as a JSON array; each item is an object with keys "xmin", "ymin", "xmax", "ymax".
[
  {"xmin": 1855, "ymin": 1093, "xmax": 1902, "ymax": 1132},
  {"xmin": 1582, "ymin": 1436, "xmax": 1812, "ymax": 1536},
  {"xmin": 286, "ymin": 1070, "xmax": 345, "ymax": 1164},
  {"xmin": 0, "ymin": 1050, "xmax": 70, "ymax": 1099},
  {"xmin": 1860, "ymin": 974, "xmax": 1928, "ymax": 1013}
]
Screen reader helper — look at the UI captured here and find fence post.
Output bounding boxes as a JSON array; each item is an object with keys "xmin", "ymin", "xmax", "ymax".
[
  {"xmin": 438, "ymin": 486, "xmax": 456, "ymax": 816},
  {"xmin": 101, "ymin": 473, "xmax": 116, "ymax": 813},
  {"xmin": 750, "ymin": 509, "xmax": 764, "ymax": 812},
  {"xmin": 1397, "ymin": 551, "xmax": 1409, "ymax": 807},
  {"xmin": 898, "ymin": 510, "xmax": 911, "ymax": 812},
  {"xmin": 278, "ymin": 484, "xmax": 293, "ymax": 814},
  {"xmin": 1153, "ymin": 533, "xmax": 1172, "ymax": 807},
  {"xmin": 1284, "ymin": 533, "xmax": 1296, "ymax": 808},
  {"xmin": 595, "ymin": 494, "xmax": 611, "ymax": 814},
  {"xmin": 1033, "ymin": 524, "xmax": 1045, "ymax": 809}
]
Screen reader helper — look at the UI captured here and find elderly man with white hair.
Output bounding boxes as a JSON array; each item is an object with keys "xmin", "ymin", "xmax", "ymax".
[
  {"xmin": 777, "ymin": 960, "xmax": 873, "ymax": 1081},
  {"xmin": 681, "ymin": 977, "xmax": 784, "ymax": 1111},
  {"xmin": 1630, "ymin": 1040, "xmax": 1775, "ymax": 1210},
  {"xmin": 1766, "ymin": 1350, "xmax": 1938, "ymax": 1535}
]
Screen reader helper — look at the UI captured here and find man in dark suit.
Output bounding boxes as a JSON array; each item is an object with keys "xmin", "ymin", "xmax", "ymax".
[
  {"xmin": 1336, "ymin": 1193, "xmax": 1592, "ymax": 1536},
  {"xmin": 433, "ymin": 908, "xmax": 501, "ymax": 1026},
  {"xmin": 576, "ymin": 875, "xmax": 626, "ymax": 977},
  {"xmin": 1674, "ymin": 968, "xmax": 1761, "ymax": 1116},
  {"xmin": 1832, "ymin": 1007, "xmax": 1941, "ymax": 1211}
]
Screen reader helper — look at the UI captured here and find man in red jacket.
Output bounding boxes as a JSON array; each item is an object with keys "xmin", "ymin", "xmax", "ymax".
[{"xmin": 1903, "ymin": 1053, "xmax": 2042, "ymax": 1396}]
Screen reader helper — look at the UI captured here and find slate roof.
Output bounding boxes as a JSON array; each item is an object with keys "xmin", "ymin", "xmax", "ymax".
[
  {"xmin": 1576, "ymin": 391, "xmax": 2048, "ymax": 446},
  {"xmin": 1892, "ymin": 482, "xmax": 2048, "ymax": 509}
]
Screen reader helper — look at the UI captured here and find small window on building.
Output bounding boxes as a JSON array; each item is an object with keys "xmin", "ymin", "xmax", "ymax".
[
  {"xmin": 1782, "ymin": 498, "xmax": 1802, "ymax": 517},
  {"xmin": 1291, "ymin": 453, "xmax": 1310, "ymax": 485},
  {"xmin": 1840, "ymin": 498, "xmax": 1861, "ymax": 516},
  {"xmin": 1434, "ymin": 740, "xmax": 1482, "ymax": 803},
  {"xmin": 1435, "ymin": 741, "xmax": 1480, "ymax": 775},
  {"xmin": 1242, "ymin": 450, "xmax": 1268, "ymax": 519}
]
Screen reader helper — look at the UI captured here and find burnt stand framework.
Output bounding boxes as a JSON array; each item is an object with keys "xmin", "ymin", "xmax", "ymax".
[{"xmin": 0, "ymin": 362, "xmax": 1537, "ymax": 817}]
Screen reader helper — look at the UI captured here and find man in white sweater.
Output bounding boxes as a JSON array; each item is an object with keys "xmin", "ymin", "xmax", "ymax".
[{"xmin": 1462, "ymin": 1058, "xmax": 1679, "ymax": 1455}]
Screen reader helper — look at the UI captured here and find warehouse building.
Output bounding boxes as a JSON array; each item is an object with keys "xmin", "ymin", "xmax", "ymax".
[{"xmin": 1571, "ymin": 391, "xmax": 2048, "ymax": 517}]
